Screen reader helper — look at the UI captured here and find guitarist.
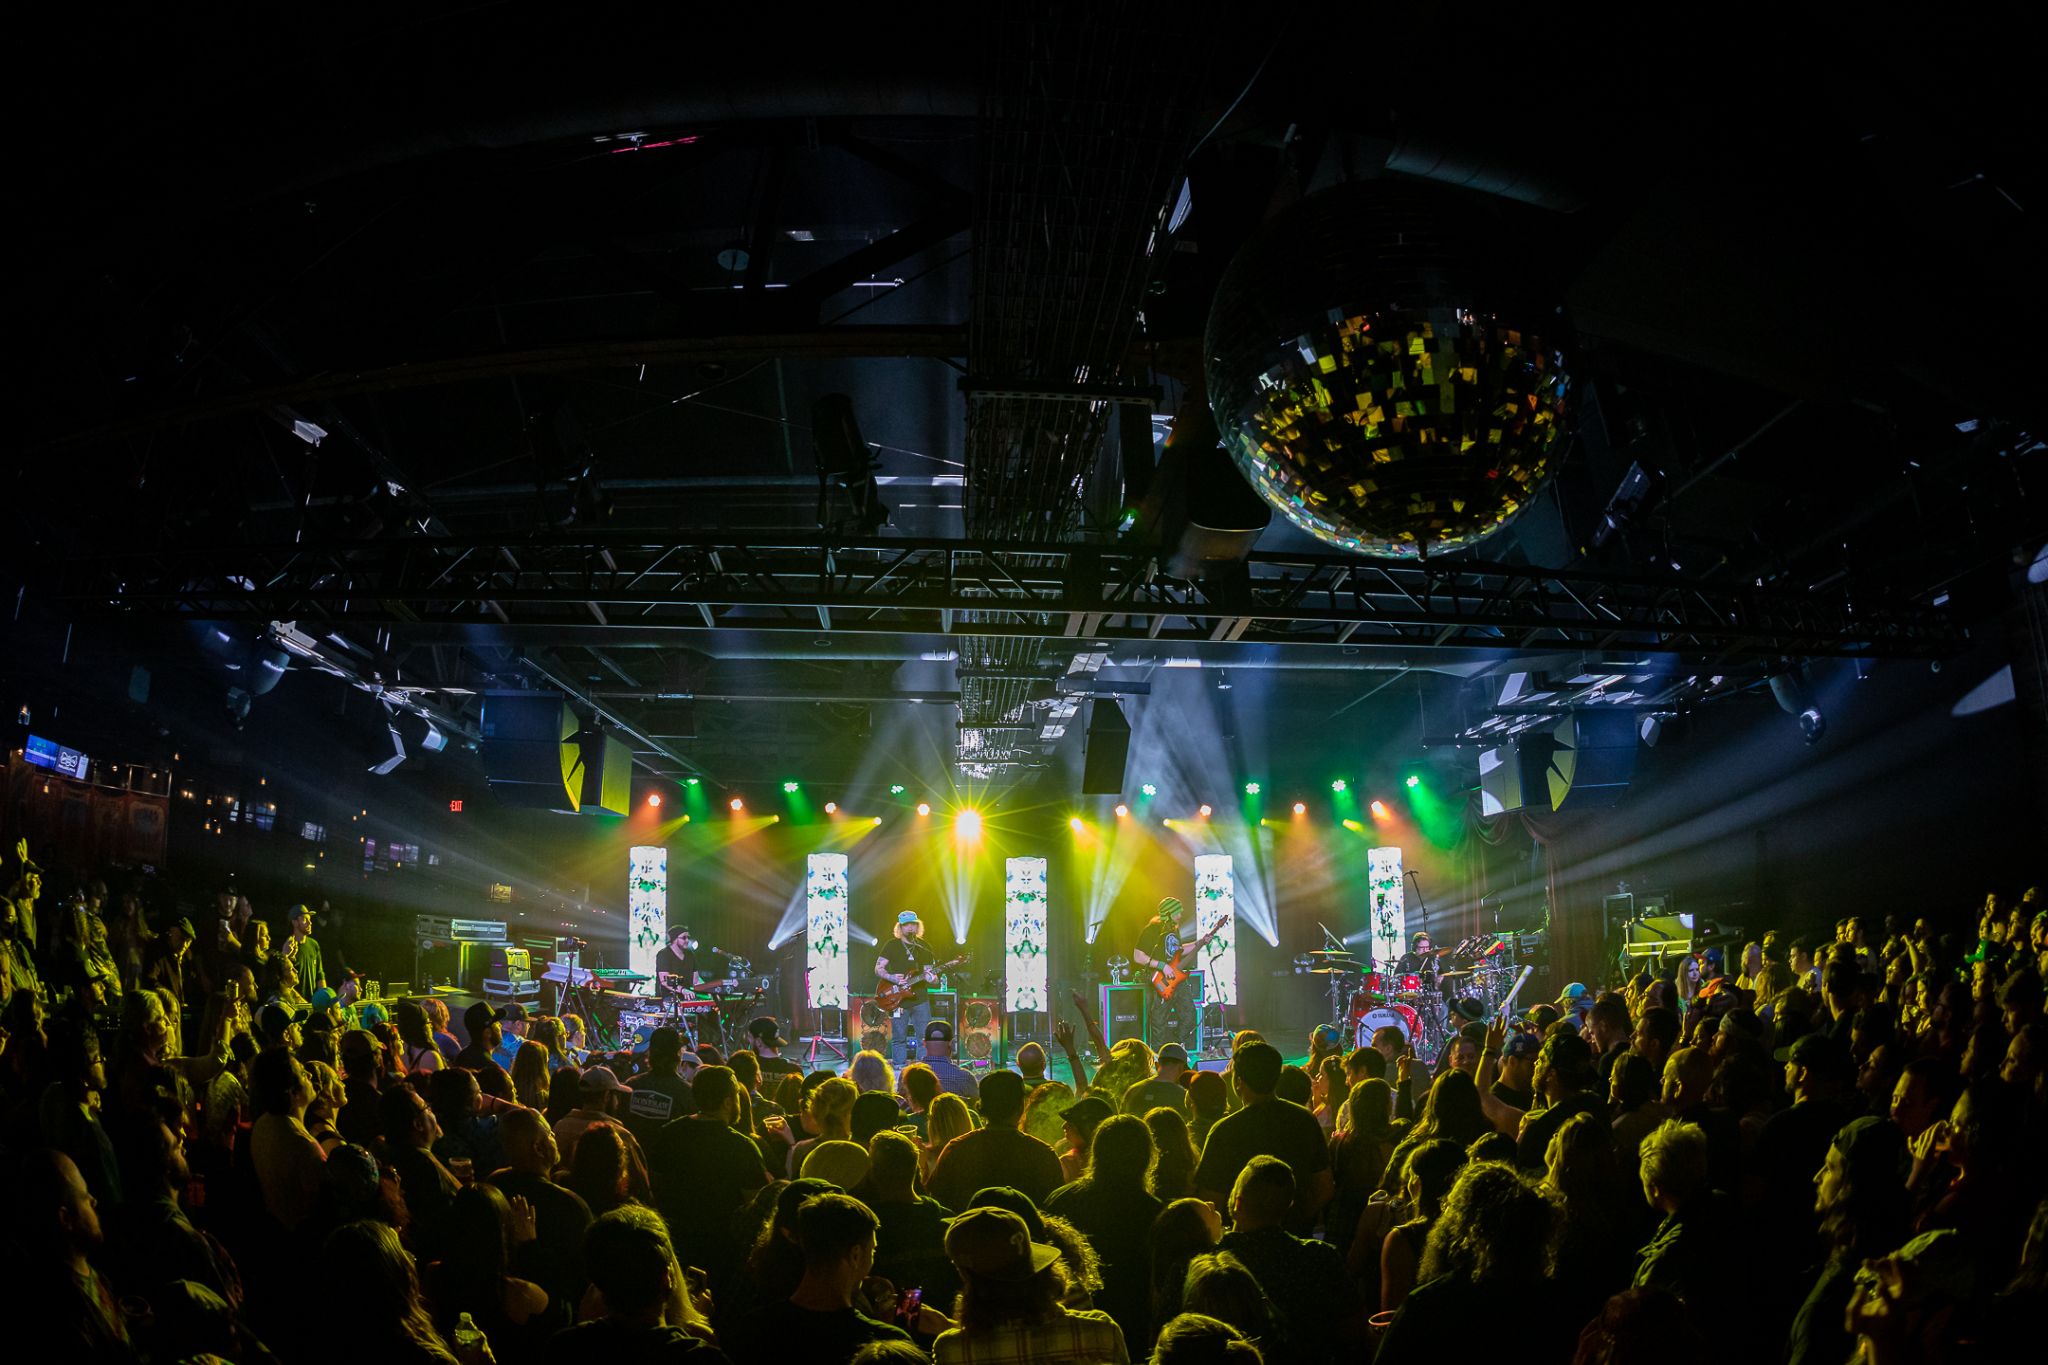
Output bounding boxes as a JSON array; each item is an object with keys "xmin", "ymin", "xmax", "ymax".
[
  {"xmin": 875, "ymin": 910, "xmax": 940, "ymax": 1065},
  {"xmin": 1130, "ymin": 896, "xmax": 1221, "ymax": 1054}
]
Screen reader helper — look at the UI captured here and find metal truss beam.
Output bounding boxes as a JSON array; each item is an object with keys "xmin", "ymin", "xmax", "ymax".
[{"xmin": 52, "ymin": 534, "xmax": 1966, "ymax": 663}]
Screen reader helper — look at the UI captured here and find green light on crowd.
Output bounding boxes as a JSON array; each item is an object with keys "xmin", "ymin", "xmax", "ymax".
[
  {"xmin": 1244, "ymin": 781, "xmax": 1261, "ymax": 796},
  {"xmin": 1330, "ymin": 778, "xmax": 1348, "ymax": 793}
]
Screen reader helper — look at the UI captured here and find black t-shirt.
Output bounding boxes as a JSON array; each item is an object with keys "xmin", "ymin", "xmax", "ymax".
[
  {"xmin": 755, "ymin": 1054, "xmax": 803, "ymax": 1080},
  {"xmin": 1515, "ymin": 1089, "xmax": 1604, "ymax": 1170},
  {"xmin": 1218, "ymin": 1226, "xmax": 1357, "ymax": 1364},
  {"xmin": 1046, "ymin": 1178, "xmax": 1165, "ymax": 1343},
  {"xmin": 1490, "ymin": 1080, "xmax": 1533, "ymax": 1112},
  {"xmin": 656, "ymin": 945, "xmax": 697, "ymax": 988},
  {"xmin": 927, "ymin": 1126, "xmax": 1066, "ymax": 1210},
  {"xmin": 718, "ymin": 1302, "xmax": 909, "ymax": 1365},
  {"xmin": 650, "ymin": 1118, "xmax": 772, "ymax": 1276},
  {"xmin": 545, "ymin": 1320, "xmax": 729, "ymax": 1365},
  {"xmin": 1194, "ymin": 1098, "xmax": 1332, "ymax": 1227},
  {"xmin": 487, "ymin": 1169, "xmax": 594, "ymax": 1305},
  {"xmin": 1135, "ymin": 919, "xmax": 1182, "ymax": 964},
  {"xmin": 876, "ymin": 936, "xmax": 936, "ymax": 980}
]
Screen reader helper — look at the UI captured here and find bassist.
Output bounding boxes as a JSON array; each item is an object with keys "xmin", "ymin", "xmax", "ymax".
[
  {"xmin": 875, "ymin": 910, "xmax": 940, "ymax": 1066},
  {"xmin": 1130, "ymin": 896, "xmax": 1220, "ymax": 1054}
]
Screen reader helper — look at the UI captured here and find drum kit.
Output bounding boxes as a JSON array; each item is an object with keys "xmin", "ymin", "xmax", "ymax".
[{"xmin": 1296, "ymin": 925, "xmax": 1523, "ymax": 1064}]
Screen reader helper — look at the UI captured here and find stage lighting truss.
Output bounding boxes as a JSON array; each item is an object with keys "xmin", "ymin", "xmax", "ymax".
[{"xmin": 77, "ymin": 536, "xmax": 1966, "ymax": 664}]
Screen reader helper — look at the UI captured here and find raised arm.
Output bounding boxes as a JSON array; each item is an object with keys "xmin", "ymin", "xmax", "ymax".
[
  {"xmin": 1054, "ymin": 1018, "xmax": 1091, "ymax": 1095},
  {"xmin": 1474, "ymin": 1017, "xmax": 1524, "ymax": 1136}
]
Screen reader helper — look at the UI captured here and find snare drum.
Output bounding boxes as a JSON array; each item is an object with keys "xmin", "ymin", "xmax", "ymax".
[
  {"xmin": 1399, "ymin": 973, "xmax": 1423, "ymax": 992},
  {"xmin": 1355, "ymin": 1003, "xmax": 1424, "ymax": 1048}
]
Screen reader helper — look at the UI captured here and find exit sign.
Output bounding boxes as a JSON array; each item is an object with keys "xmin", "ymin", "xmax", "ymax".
[{"xmin": 449, "ymin": 799, "xmax": 464, "ymax": 812}]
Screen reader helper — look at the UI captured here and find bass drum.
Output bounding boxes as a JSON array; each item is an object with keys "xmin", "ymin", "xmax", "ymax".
[{"xmin": 1355, "ymin": 1003, "xmax": 1422, "ymax": 1049}]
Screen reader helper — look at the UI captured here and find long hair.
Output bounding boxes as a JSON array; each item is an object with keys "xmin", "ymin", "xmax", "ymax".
[
  {"xmin": 1149, "ymin": 1198, "xmax": 1220, "ymax": 1327},
  {"xmin": 566, "ymin": 1119, "xmax": 652, "ymax": 1216},
  {"xmin": 528, "ymin": 1016, "xmax": 568, "ymax": 1064},
  {"xmin": 1414, "ymin": 1069, "xmax": 1489, "ymax": 1147},
  {"xmin": 323, "ymin": 1219, "xmax": 455, "ymax": 1361},
  {"xmin": 436, "ymin": 1182, "xmax": 515, "ymax": 1329},
  {"xmin": 1145, "ymin": 1106, "xmax": 1199, "ymax": 1201},
  {"xmin": 1021, "ymin": 1080, "xmax": 1074, "ymax": 1147},
  {"xmin": 1544, "ymin": 1112, "xmax": 1625, "ymax": 1223},
  {"xmin": 1086, "ymin": 1114, "xmax": 1153, "ymax": 1185},
  {"xmin": 848, "ymin": 1049, "xmax": 895, "ymax": 1095},
  {"xmin": 510, "ymin": 1041, "xmax": 551, "ymax": 1110},
  {"xmin": 925, "ymin": 1092, "xmax": 974, "ymax": 1159},
  {"xmin": 1417, "ymin": 1162, "xmax": 1556, "ymax": 1286},
  {"xmin": 1181, "ymin": 1252, "xmax": 1277, "ymax": 1345},
  {"xmin": 545, "ymin": 1067, "xmax": 582, "ymax": 1124}
]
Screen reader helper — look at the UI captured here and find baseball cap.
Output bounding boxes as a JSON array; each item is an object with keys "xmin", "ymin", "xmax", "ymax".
[
  {"xmin": 463, "ymin": 1002, "xmax": 506, "ymax": 1036},
  {"xmin": 357, "ymin": 1002, "xmax": 388, "ymax": 1028},
  {"xmin": 310, "ymin": 987, "xmax": 340, "ymax": 1013},
  {"xmin": 924, "ymin": 1020, "xmax": 955, "ymax": 1043},
  {"xmin": 259, "ymin": 1001, "xmax": 309, "ymax": 1039},
  {"xmin": 1776, "ymin": 1031, "xmax": 1850, "ymax": 1071},
  {"xmin": 944, "ymin": 1206, "xmax": 1063, "ymax": 1280},
  {"xmin": 1060, "ymin": 1096, "xmax": 1113, "ymax": 1129},
  {"xmin": 1157, "ymin": 1043, "xmax": 1190, "ymax": 1066},
  {"xmin": 800, "ymin": 1139, "xmax": 872, "ymax": 1190},
  {"xmin": 896, "ymin": 911, "xmax": 922, "ymax": 926},
  {"xmin": 500, "ymin": 1001, "xmax": 528, "ymax": 1023},
  {"xmin": 1502, "ymin": 1031, "xmax": 1542, "ymax": 1060},
  {"xmin": 1555, "ymin": 982, "xmax": 1590, "ymax": 1010},
  {"xmin": 747, "ymin": 1016, "xmax": 789, "ymax": 1049},
  {"xmin": 579, "ymin": 1065, "xmax": 629, "ymax": 1095},
  {"xmin": 1521, "ymin": 1003, "xmax": 1562, "ymax": 1030},
  {"xmin": 170, "ymin": 916, "xmax": 197, "ymax": 940}
]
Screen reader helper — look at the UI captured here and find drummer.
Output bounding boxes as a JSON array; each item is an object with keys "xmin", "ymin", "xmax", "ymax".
[{"xmin": 1397, "ymin": 931, "xmax": 1440, "ymax": 984}]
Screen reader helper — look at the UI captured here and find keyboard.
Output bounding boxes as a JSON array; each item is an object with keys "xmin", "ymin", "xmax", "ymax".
[{"xmin": 540, "ymin": 963, "xmax": 650, "ymax": 989}]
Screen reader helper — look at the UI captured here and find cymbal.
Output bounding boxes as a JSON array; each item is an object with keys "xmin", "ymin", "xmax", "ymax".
[
  {"xmin": 1306, "ymin": 949, "xmax": 1359, "ymax": 959},
  {"xmin": 1308, "ymin": 967, "xmax": 1358, "ymax": 975},
  {"xmin": 1439, "ymin": 968, "xmax": 1475, "ymax": 979}
]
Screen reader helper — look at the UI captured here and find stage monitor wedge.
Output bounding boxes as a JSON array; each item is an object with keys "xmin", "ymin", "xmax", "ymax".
[{"xmin": 482, "ymin": 693, "xmax": 581, "ymax": 812}]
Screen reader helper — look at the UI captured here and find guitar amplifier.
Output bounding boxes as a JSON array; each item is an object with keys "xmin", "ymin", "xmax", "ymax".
[
  {"xmin": 958, "ymin": 997, "xmax": 1001, "ymax": 1064},
  {"xmin": 1099, "ymin": 984, "xmax": 1147, "ymax": 1047},
  {"xmin": 850, "ymin": 991, "xmax": 956, "ymax": 1053}
]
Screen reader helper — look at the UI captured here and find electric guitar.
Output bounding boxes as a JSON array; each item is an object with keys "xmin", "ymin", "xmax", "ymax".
[
  {"xmin": 875, "ymin": 955, "xmax": 970, "ymax": 1011},
  {"xmin": 1149, "ymin": 925, "xmax": 1226, "ymax": 1002}
]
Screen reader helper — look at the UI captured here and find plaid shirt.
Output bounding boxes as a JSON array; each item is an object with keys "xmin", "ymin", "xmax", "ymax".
[{"xmin": 932, "ymin": 1307, "xmax": 1128, "ymax": 1364}]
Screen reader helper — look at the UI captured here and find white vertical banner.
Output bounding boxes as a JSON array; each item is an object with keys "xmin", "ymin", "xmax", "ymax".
[
  {"xmin": 1368, "ymin": 846, "xmax": 1406, "ymax": 960},
  {"xmin": 627, "ymin": 846, "xmax": 667, "ymax": 996},
  {"xmin": 805, "ymin": 853, "xmax": 850, "ymax": 1009},
  {"xmin": 1193, "ymin": 853, "xmax": 1238, "ymax": 1007},
  {"xmin": 1004, "ymin": 856, "xmax": 1049, "ymax": 1013}
]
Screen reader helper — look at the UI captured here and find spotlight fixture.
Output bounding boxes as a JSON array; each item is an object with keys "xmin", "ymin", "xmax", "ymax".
[
  {"xmin": 647, "ymin": 793, "xmax": 662, "ymax": 809},
  {"xmin": 686, "ymin": 777, "xmax": 700, "ymax": 786},
  {"xmin": 1405, "ymin": 774, "xmax": 1421, "ymax": 789},
  {"xmin": 954, "ymin": 809, "xmax": 982, "ymax": 839},
  {"xmin": 1069, "ymin": 816, "xmax": 1085, "ymax": 832},
  {"xmin": 729, "ymin": 796, "xmax": 745, "ymax": 811},
  {"xmin": 1330, "ymin": 779, "xmax": 1348, "ymax": 793},
  {"xmin": 889, "ymin": 784, "xmax": 908, "ymax": 795},
  {"xmin": 916, "ymin": 802, "xmax": 932, "ymax": 817},
  {"xmin": 824, "ymin": 801, "xmax": 838, "ymax": 814},
  {"xmin": 1198, "ymin": 804, "xmax": 1213, "ymax": 818},
  {"xmin": 1370, "ymin": 799, "xmax": 1390, "ymax": 818},
  {"xmin": 782, "ymin": 780, "xmax": 800, "ymax": 794},
  {"xmin": 871, "ymin": 815, "xmax": 883, "ymax": 825},
  {"xmin": 1140, "ymin": 783, "xmax": 1158, "ymax": 798},
  {"xmin": 1797, "ymin": 706, "xmax": 1826, "ymax": 744},
  {"xmin": 1293, "ymin": 802, "xmax": 1307, "ymax": 815},
  {"xmin": 1114, "ymin": 803, "xmax": 1129, "ymax": 818},
  {"xmin": 1243, "ymin": 781, "xmax": 1261, "ymax": 795}
]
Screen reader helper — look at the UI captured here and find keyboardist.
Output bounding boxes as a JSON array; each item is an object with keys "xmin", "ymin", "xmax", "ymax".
[{"xmin": 656, "ymin": 924, "xmax": 701, "ymax": 996}]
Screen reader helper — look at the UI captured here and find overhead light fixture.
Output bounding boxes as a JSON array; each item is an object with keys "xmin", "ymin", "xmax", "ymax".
[
  {"xmin": 916, "ymin": 802, "xmax": 931, "ymax": 817},
  {"xmin": 954, "ymin": 809, "xmax": 982, "ymax": 839},
  {"xmin": 1330, "ymin": 779, "xmax": 1348, "ymax": 793},
  {"xmin": 1243, "ymin": 782, "xmax": 1261, "ymax": 795},
  {"xmin": 1198, "ymin": 804, "xmax": 1213, "ymax": 818},
  {"xmin": 824, "ymin": 801, "xmax": 838, "ymax": 814},
  {"xmin": 1140, "ymin": 783, "xmax": 1158, "ymax": 798},
  {"xmin": 647, "ymin": 793, "xmax": 662, "ymax": 809},
  {"xmin": 1404, "ymin": 774, "xmax": 1421, "ymax": 789},
  {"xmin": 1069, "ymin": 816, "xmax": 1085, "ymax": 832},
  {"xmin": 1293, "ymin": 802, "xmax": 1307, "ymax": 815},
  {"xmin": 1370, "ymin": 800, "xmax": 1390, "ymax": 818},
  {"xmin": 367, "ymin": 701, "xmax": 407, "ymax": 775},
  {"xmin": 729, "ymin": 796, "xmax": 745, "ymax": 812},
  {"xmin": 1114, "ymin": 804, "xmax": 1129, "ymax": 818},
  {"xmin": 890, "ymin": 784, "xmax": 908, "ymax": 796},
  {"xmin": 782, "ymin": 781, "xmax": 800, "ymax": 794}
]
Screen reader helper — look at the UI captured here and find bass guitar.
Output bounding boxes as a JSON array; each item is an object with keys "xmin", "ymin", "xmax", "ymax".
[
  {"xmin": 875, "ymin": 955, "xmax": 970, "ymax": 1011},
  {"xmin": 1149, "ymin": 924, "xmax": 1225, "ymax": 1002}
]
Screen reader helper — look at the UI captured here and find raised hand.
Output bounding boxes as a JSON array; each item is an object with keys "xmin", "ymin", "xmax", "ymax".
[
  {"xmin": 1054, "ymin": 1019, "xmax": 1076, "ymax": 1052},
  {"xmin": 507, "ymin": 1194, "xmax": 537, "ymax": 1244}
]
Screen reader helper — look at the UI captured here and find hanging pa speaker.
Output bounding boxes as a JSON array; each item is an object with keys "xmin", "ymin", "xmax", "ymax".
[
  {"xmin": 482, "ymin": 693, "xmax": 581, "ymax": 812},
  {"xmin": 573, "ymin": 730, "xmax": 633, "ymax": 816},
  {"xmin": 1081, "ymin": 699, "xmax": 1131, "ymax": 795}
]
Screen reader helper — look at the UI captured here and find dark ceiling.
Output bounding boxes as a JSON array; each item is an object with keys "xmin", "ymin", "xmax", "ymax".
[{"xmin": 8, "ymin": 2, "xmax": 2044, "ymax": 799}]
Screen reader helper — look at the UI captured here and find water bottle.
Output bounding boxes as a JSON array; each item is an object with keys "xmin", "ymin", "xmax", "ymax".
[{"xmin": 453, "ymin": 1312, "xmax": 483, "ymax": 1353}]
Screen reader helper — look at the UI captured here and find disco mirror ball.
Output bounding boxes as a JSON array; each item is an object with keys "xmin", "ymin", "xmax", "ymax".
[{"xmin": 1205, "ymin": 183, "xmax": 1570, "ymax": 559}]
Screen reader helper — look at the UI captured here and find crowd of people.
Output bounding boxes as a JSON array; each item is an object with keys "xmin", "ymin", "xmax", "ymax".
[{"xmin": 2, "ymin": 838, "xmax": 2042, "ymax": 1364}]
